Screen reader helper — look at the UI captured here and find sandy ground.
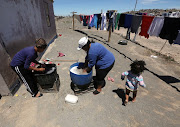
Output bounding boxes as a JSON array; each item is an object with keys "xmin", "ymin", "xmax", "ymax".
[
  {"xmin": 114, "ymin": 28, "xmax": 180, "ymax": 64},
  {"xmin": 0, "ymin": 17, "xmax": 180, "ymax": 127}
]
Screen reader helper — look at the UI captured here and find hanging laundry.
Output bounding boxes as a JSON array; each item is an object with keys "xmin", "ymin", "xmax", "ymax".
[
  {"xmin": 113, "ymin": 13, "xmax": 117, "ymax": 30},
  {"xmin": 74, "ymin": 14, "xmax": 81, "ymax": 23},
  {"xmin": 115, "ymin": 13, "xmax": 120, "ymax": 29},
  {"xmin": 139, "ymin": 15, "xmax": 154, "ymax": 39},
  {"xmin": 174, "ymin": 30, "xmax": 180, "ymax": 45},
  {"xmin": 162, "ymin": 12, "xmax": 169, "ymax": 17},
  {"xmin": 107, "ymin": 11, "xmax": 115, "ymax": 32},
  {"xmin": 169, "ymin": 12, "xmax": 180, "ymax": 18},
  {"xmin": 124, "ymin": 14, "xmax": 133, "ymax": 28},
  {"xmin": 130, "ymin": 15, "xmax": 142, "ymax": 34},
  {"xmin": 89, "ymin": 15, "xmax": 94, "ymax": 25},
  {"xmin": 93, "ymin": 14, "xmax": 98, "ymax": 28},
  {"xmin": 86, "ymin": 16, "xmax": 90, "ymax": 25},
  {"xmin": 83, "ymin": 16, "xmax": 89, "ymax": 26},
  {"xmin": 83, "ymin": 16, "xmax": 87, "ymax": 26},
  {"xmin": 106, "ymin": 12, "xmax": 110, "ymax": 19},
  {"xmin": 137, "ymin": 13, "xmax": 143, "ymax": 15},
  {"xmin": 106, "ymin": 12, "xmax": 110, "ymax": 25},
  {"xmin": 148, "ymin": 17, "xmax": 164, "ymax": 37},
  {"xmin": 159, "ymin": 17, "xmax": 180, "ymax": 44},
  {"xmin": 118, "ymin": 13, "xmax": 126, "ymax": 30},
  {"xmin": 80, "ymin": 15, "xmax": 83, "ymax": 23},
  {"xmin": 97, "ymin": 14, "xmax": 102, "ymax": 30},
  {"xmin": 101, "ymin": 13, "xmax": 106, "ymax": 30},
  {"xmin": 147, "ymin": 13, "xmax": 155, "ymax": 16},
  {"xmin": 89, "ymin": 15, "xmax": 95, "ymax": 27}
]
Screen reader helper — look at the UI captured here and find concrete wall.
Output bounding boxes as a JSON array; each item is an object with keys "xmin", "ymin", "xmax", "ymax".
[
  {"xmin": 0, "ymin": 37, "xmax": 17, "ymax": 89},
  {"xmin": 0, "ymin": 0, "xmax": 57, "ymax": 95},
  {"xmin": 0, "ymin": 74, "xmax": 11, "ymax": 96},
  {"xmin": 40, "ymin": 0, "xmax": 57, "ymax": 43}
]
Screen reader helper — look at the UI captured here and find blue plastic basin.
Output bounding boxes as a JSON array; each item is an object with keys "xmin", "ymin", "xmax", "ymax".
[{"xmin": 70, "ymin": 62, "xmax": 92, "ymax": 85}]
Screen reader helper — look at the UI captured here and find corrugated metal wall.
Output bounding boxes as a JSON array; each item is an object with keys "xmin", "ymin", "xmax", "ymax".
[{"xmin": 0, "ymin": 0, "xmax": 57, "ymax": 95}]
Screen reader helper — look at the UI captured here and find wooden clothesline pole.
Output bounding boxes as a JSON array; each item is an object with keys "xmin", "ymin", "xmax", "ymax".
[
  {"xmin": 159, "ymin": 40, "xmax": 167, "ymax": 53},
  {"xmin": 108, "ymin": 10, "xmax": 117, "ymax": 42},
  {"xmin": 108, "ymin": 25, "xmax": 112, "ymax": 42},
  {"xmin": 71, "ymin": 11, "xmax": 77, "ymax": 30},
  {"xmin": 134, "ymin": 0, "xmax": 138, "ymax": 11}
]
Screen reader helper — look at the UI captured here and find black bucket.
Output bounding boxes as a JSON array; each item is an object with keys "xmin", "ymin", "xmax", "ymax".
[{"xmin": 34, "ymin": 64, "xmax": 58, "ymax": 89}]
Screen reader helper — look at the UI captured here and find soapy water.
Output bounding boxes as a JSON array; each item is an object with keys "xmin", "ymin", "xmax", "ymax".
[{"xmin": 70, "ymin": 66, "xmax": 88, "ymax": 75}]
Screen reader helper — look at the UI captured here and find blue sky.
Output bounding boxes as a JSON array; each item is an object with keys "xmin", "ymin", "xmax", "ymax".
[{"xmin": 53, "ymin": 0, "xmax": 180, "ymax": 16}]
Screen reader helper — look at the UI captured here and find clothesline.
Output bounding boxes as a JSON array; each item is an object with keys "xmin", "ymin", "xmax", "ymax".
[
  {"xmin": 74, "ymin": 11, "xmax": 180, "ymax": 45},
  {"xmin": 78, "ymin": 13, "xmax": 101, "ymax": 16}
]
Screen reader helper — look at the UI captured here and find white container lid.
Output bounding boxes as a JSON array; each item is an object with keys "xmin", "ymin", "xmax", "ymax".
[{"xmin": 65, "ymin": 94, "xmax": 78, "ymax": 104}]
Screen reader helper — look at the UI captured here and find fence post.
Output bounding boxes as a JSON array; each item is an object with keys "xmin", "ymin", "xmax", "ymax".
[
  {"xmin": 108, "ymin": 25, "xmax": 112, "ymax": 42},
  {"xmin": 71, "ymin": 11, "xmax": 77, "ymax": 30},
  {"xmin": 107, "ymin": 10, "xmax": 117, "ymax": 42}
]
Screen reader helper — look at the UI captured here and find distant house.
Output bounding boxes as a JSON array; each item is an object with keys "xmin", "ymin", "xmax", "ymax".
[{"xmin": 0, "ymin": 0, "xmax": 57, "ymax": 96}]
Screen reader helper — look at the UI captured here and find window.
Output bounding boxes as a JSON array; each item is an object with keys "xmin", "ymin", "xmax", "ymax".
[{"xmin": 44, "ymin": 1, "xmax": 51, "ymax": 27}]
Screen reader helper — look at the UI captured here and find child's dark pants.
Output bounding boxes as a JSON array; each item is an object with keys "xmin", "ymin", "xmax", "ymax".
[{"xmin": 11, "ymin": 66, "xmax": 38, "ymax": 97}]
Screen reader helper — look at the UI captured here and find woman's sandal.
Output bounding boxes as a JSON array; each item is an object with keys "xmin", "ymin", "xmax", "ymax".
[
  {"xmin": 93, "ymin": 90, "xmax": 100, "ymax": 95},
  {"xmin": 34, "ymin": 93, "xmax": 43, "ymax": 98},
  {"xmin": 38, "ymin": 93, "xmax": 43, "ymax": 97}
]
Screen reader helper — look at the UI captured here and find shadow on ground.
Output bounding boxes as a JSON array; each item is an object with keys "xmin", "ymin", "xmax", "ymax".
[
  {"xmin": 146, "ymin": 68, "xmax": 180, "ymax": 92},
  {"xmin": 112, "ymin": 88, "xmax": 126, "ymax": 106},
  {"xmin": 112, "ymin": 88, "xmax": 133, "ymax": 106}
]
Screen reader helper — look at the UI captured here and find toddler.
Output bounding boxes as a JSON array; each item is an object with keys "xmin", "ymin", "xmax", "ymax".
[{"xmin": 121, "ymin": 60, "xmax": 146, "ymax": 105}]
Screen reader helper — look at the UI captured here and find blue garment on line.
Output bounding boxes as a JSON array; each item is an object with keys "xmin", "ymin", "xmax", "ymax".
[
  {"xmin": 124, "ymin": 14, "xmax": 133, "ymax": 28},
  {"xmin": 93, "ymin": 14, "xmax": 98, "ymax": 28},
  {"xmin": 174, "ymin": 31, "xmax": 180, "ymax": 45},
  {"xmin": 89, "ymin": 16, "xmax": 95, "ymax": 27},
  {"xmin": 97, "ymin": 14, "xmax": 102, "ymax": 30},
  {"xmin": 89, "ymin": 14, "xmax": 98, "ymax": 28}
]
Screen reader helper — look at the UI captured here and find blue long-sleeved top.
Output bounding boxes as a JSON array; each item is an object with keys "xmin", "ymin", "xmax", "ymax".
[
  {"xmin": 10, "ymin": 46, "xmax": 38, "ymax": 69},
  {"xmin": 86, "ymin": 43, "xmax": 115, "ymax": 69}
]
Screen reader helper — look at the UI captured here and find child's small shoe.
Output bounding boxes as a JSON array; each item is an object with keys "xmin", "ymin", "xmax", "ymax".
[
  {"xmin": 124, "ymin": 100, "xmax": 128, "ymax": 106},
  {"xmin": 121, "ymin": 75, "xmax": 125, "ymax": 80},
  {"xmin": 132, "ymin": 99, "xmax": 136, "ymax": 103}
]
